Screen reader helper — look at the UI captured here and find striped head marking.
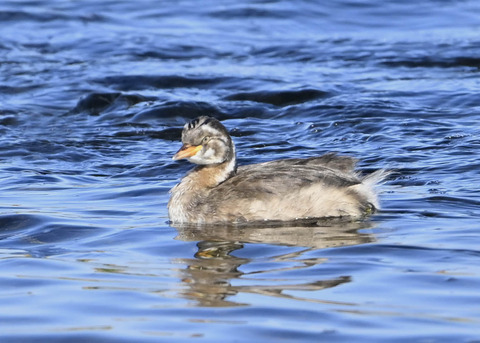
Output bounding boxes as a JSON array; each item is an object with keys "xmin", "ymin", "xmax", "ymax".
[{"xmin": 177, "ymin": 116, "xmax": 235, "ymax": 165}]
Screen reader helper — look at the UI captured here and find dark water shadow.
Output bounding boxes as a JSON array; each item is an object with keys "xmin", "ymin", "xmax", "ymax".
[
  {"xmin": 173, "ymin": 221, "xmax": 375, "ymax": 307},
  {"xmin": 0, "ymin": 213, "xmax": 112, "ymax": 258}
]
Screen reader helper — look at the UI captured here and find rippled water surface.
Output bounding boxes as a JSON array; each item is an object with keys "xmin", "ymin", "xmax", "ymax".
[{"xmin": 1, "ymin": 0, "xmax": 480, "ymax": 342}]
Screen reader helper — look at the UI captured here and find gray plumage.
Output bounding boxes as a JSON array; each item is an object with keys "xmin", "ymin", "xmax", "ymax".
[{"xmin": 168, "ymin": 116, "xmax": 387, "ymax": 225}]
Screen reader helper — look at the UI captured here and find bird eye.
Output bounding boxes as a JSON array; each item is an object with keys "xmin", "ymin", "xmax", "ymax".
[{"xmin": 202, "ymin": 136, "xmax": 210, "ymax": 143}]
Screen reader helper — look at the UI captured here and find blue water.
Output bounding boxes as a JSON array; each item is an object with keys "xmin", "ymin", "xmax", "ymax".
[{"xmin": 1, "ymin": 0, "xmax": 480, "ymax": 342}]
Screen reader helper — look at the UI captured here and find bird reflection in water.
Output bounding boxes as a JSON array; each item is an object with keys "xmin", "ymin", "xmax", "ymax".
[{"xmin": 173, "ymin": 221, "xmax": 375, "ymax": 307}]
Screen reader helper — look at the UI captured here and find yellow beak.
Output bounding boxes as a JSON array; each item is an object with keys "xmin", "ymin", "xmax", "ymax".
[{"xmin": 172, "ymin": 144, "xmax": 203, "ymax": 160}]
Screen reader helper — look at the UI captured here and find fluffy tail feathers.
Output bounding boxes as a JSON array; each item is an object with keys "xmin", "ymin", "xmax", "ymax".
[{"xmin": 350, "ymin": 169, "xmax": 391, "ymax": 211}]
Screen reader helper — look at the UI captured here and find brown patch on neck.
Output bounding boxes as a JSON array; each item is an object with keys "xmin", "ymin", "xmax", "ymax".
[{"xmin": 190, "ymin": 160, "xmax": 236, "ymax": 189}]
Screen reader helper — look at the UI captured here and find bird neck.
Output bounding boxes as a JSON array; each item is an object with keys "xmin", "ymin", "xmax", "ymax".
[{"xmin": 193, "ymin": 154, "xmax": 237, "ymax": 189}]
